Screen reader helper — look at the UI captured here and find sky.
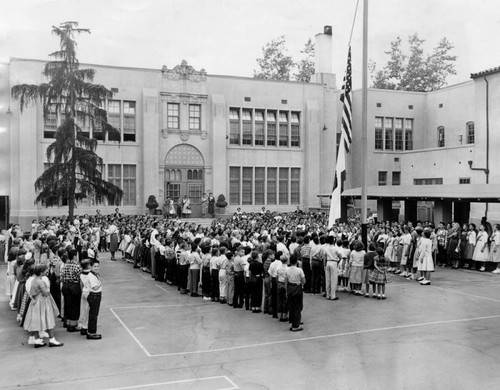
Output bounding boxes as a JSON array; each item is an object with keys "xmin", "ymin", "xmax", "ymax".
[{"xmin": 1, "ymin": 0, "xmax": 500, "ymax": 88}]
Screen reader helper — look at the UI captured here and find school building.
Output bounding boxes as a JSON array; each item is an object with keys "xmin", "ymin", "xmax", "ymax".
[{"xmin": 0, "ymin": 27, "xmax": 499, "ymax": 229}]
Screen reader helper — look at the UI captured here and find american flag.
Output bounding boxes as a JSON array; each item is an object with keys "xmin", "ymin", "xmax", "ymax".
[
  {"xmin": 329, "ymin": 46, "xmax": 352, "ymax": 228},
  {"xmin": 339, "ymin": 46, "xmax": 353, "ymax": 153}
]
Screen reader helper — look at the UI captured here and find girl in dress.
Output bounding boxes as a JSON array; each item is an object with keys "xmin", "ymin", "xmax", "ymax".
[
  {"xmin": 348, "ymin": 241, "xmax": 366, "ymax": 295},
  {"xmin": 24, "ymin": 264, "xmax": 64, "ymax": 348},
  {"xmin": 417, "ymin": 230, "xmax": 434, "ymax": 285},
  {"xmin": 489, "ymin": 224, "xmax": 500, "ymax": 274},
  {"xmin": 463, "ymin": 223, "xmax": 477, "ymax": 269},
  {"xmin": 369, "ymin": 247, "xmax": 389, "ymax": 300},
  {"xmin": 473, "ymin": 224, "xmax": 490, "ymax": 272},
  {"xmin": 182, "ymin": 195, "xmax": 191, "ymax": 218}
]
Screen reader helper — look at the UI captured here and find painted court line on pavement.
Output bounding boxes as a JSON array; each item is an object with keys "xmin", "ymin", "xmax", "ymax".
[
  {"xmin": 111, "ymin": 302, "xmax": 208, "ymax": 310},
  {"xmin": 430, "ymin": 285, "xmax": 500, "ymax": 304},
  {"xmin": 109, "ymin": 307, "xmax": 152, "ymax": 357},
  {"xmin": 103, "ymin": 375, "xmax": 238, "ymax": 390},
  {"xmin": 146, "ymin": 313, "xmax": 500, "ymax": 357}
]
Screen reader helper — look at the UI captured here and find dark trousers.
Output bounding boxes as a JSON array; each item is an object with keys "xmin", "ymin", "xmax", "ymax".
[
  {"xmin": 87, "ymin": 291, "xmax": 102, "ymax": 334},
  {"xmin": 302, "ymin": 259, "xmax": 312, "ymax": 292},
  {"xmin": 233, "ymin": 272, "xmax": 245, "ymax": 307},
  {"xmin": 250, "ymin": 276, "xmax": 263, "ymax": 308},
  {"xmin": 166, "ymin": 257, "xmax": 177, "ymax": 284},
  {"xmin": 287, "ymin": 284, "xmax": 303, "ymax": 329},
  {"xmin": 244, "ymin": 280, "xmax": 251, "ymax": 309},
  {"xmin": 201, "ymin": 266, "xmax": 211, "ymax": 297},
  {"xmin": 277, "ymin": 281, "xmax": 288, "ymax": 315},
  {"xmin": 155, "ymin": 253, "xmax": 166, "ymax": 282},
  {"xmin": 178, "ymin": 264, "xmax": 189, "ymax": 292},
  {"xmin": 49, "ymin": 273, "xmax": 61, "ymax": 311},
  {"xmin": 62, "ymin": 282, "xmax": 81, "ymax": 322},
  {"xmin": 263, "ymin": 276, "xmax": 272, "ymax": 313},
  {"xmin": 210, "ymin": 269, "xmax": 220, "ymax": 300},
  {"xmin": 311, "ymin": 259, "xmax": 323, "ymax": 294},
  {"xmin": 271, "ymin": 277, "xmax": 278, "ymax": 317}
]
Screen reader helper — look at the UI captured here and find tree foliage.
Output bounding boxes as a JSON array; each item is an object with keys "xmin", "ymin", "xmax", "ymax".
[
  {"xmin": 11, "ymin": 21, "xmax": 123, "ymax": 218},
  {"xmin": 370, "ymin": 34, "xmax": 457, "ymax": 92},
  {"xmin": 254, "ymin": 36, "xmax": 315, "ymax": 82},
  {"xmin": 294, "ymin": 38, "xmax": 315, "ymax": 83}
]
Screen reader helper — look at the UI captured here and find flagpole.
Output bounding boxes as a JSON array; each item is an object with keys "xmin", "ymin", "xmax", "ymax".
[{"xmin": 361, "ymin": 0, "xmax": 369, "ymax": 247}]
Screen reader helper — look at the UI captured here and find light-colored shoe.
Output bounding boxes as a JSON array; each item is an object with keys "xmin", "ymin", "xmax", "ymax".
[
  {"xmin": 420, "ymin": 280, "xmax": 431, "ymax": 285},
  {"xmin": 479, "ymin": 267, "xmax": 485, "ymax": 272},
  {"xmin": 492, "ymin": 269, "xmax": 500, "ymax": 274},
  {"xmin": 417, "ymin": 276, "xmax": 424, "ymax": 282},
  {"xmin": 28, "ymin": 336, "xmax": 36, "ymax": 345}
]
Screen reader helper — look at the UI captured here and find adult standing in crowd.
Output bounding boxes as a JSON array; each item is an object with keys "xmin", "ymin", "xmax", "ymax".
[
  {"xmin": 285, "ymin": 255, "xmax": 305, "ymax": 331},
  {"xmin": 201, "ymin": 193, "xmax": 208, "ymax": 218},
  {"xmin": 207, "ymin": 193, "xmax": 215, "ymax": 218}
]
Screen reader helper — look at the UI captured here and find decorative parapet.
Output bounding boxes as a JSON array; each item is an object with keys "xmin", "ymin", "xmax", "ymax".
[{"xmin": 161, "ymin": 60, "xmax": 207, "ymax": 82}]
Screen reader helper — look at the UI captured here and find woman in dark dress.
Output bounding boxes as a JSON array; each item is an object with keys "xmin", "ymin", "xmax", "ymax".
[
  {"xmin": 248, "ymin": 252, "xmax": 263, "ymax": 313},
  {"xmin": 207, "ymin": 193, "xmax": 215, "ymax": 217}
]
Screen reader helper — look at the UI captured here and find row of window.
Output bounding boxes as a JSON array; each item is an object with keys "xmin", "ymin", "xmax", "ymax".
[
  {"xmin": 229, "ymin": 108, "xmax": 300, "ymax": 148},
  {"xmin": 165, "ymin": 169, "xmax": 204, "ymax": 182},
  {"xmin": 377, "ymin": 173, "xmax": 471, "ymax": 186},
  {"xmin": 166, "ymin": 103, "xmax": 201, "ymax": 130},
  {"xmin": 375, "ymin": 117, "xmax": 414, "ymax": 151},
  {"xmin": 229, "ymin": 167, "xmax": 300, "ymax": 206},
  {"xmin": 438, "ymin": 122, "xmax": 475, "ymax": 147},
  {"xmin": 41, "ymin": 163, "xmax": 137, "ymax": 206},
  {"xmin": 43, "ymin": 100, "xmax": 137, "ymax": 142}
]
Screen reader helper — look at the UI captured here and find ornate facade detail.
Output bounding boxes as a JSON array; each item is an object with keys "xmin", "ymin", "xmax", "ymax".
[
  {"xmin": 161, "ymin": 60, "xmax": 207, "ymax": 82},
  {"xmin": 161, "ymin": 128, "xmax": 169, "ymax": 138},
  {"xmin": 200, "ymin": 130, "xmax": 207, "ymax": 140},
  {"xmin": 165, "ymin": 144, "xmax": 204, "ymax": 166},
  {"xmin": 179, "ymin": 132, "xmax": 190, "ymax": 141}
]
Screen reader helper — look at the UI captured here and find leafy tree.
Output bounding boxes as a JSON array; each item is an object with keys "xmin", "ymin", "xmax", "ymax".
[
  {"xmin": 11, "ymin": 21, "xmax": 123, "ymax": 219},
  {"xmin": 254, "ymin": 35, "xmax": 295, "ymax": 81},
  {"xmin": 370, "ymin": 33, "xmax": 457, "ymax": 92},
  {"xmin": 294, "ymin": 38, "xmax": 315, "ymax": 82}
]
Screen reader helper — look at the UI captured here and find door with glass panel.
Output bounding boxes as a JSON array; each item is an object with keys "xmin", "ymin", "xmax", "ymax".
[{"xmin": 164, "ymin": 168, "xmax": 203, "ymax": 218}]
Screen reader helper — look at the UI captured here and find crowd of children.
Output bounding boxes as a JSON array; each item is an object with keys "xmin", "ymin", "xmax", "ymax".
[{"xmin": 3, "ymin": 210, "xmax": 499, "ymax": 342}]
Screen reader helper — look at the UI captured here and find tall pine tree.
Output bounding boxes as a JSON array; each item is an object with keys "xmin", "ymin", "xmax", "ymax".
[{"xmin": 11, "ymin": 21, "xmax": 123, "ymax": 219}]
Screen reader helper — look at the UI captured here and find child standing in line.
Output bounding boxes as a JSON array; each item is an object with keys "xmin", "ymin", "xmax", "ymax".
[
  {"xmin": 85, "ymin": 260, "xmax": 102, "ymax": 340},
  {"xmin": 210, "ymin": 247, "xmax": 220, "ymax": 302},
  {"xmin": 369, "ymin": 247, "xmax": 389, "ymax": 300},
  {"xmin": 225, "ymin": 252, "xmax": 235, "ymax": 306},
  {"xmin": 348, "ymin": 241, "xmax": 366, "ymax": 295},
  {"xmin": 78, "ymin": 259, "xmax": 92, "ymax": 335},
  {"xmin": 276, "ymin": 254, "xmax": 289, "ymax": 322}
]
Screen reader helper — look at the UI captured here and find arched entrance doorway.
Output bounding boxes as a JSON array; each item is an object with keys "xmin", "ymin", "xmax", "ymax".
[{"xmin": 164, "ymin": 145, "xmax": 205, "ymax": 217}]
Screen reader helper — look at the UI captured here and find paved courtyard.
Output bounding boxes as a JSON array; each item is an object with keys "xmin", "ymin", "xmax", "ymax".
[{"xmin": 2, "ymin": 254, "xmax": 500, "ymax": 390}]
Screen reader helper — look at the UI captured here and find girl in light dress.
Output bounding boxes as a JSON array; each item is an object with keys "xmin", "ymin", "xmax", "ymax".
[
  {"xmin": 24, "ymin": 264, "xmax": 64, "ymax": 348},
  {"xmin": 463, "ymin": 223, "xmax": 477, "ymax": 269},
  {"xmin": 489, "ymin": 224, "xmax": 500, "ymax": 274},
  {"xmin": 348, "ymin": 241, "xmax": 366, "ymax": 295},
  {"xmin": 473, "ymin": 224, "xmax": 489, "ymax": 272}
]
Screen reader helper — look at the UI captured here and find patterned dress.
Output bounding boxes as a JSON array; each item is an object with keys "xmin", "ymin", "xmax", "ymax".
[
  {"xmin": 24, "ymin": 277, "xmax": 60, "ymax": 332},
  {"xmin": 369, "ymin": 255, "xmax": 389, "ymax": 284}
]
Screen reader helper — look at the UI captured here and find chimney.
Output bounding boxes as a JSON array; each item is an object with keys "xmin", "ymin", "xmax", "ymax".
[{"xmin": 313, "ymin": 26, "xmax": 335, "ymax": 85}]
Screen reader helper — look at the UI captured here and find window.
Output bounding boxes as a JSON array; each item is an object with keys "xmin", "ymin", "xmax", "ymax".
[
  {"xmin": 188, "ymin": 184, "xmax": 202, "ymax": 203},
  {"xmin": 93, "ymin": 106, "xmax": 104, "ymax": 141},
  {"xmin": 229, "ymin": 108, "xmax": 240, "ymax": 145},
  {"xmin": 437, "ymin": 126, "xmax": 445, "ymax": 147},
  {"xmin": 242, "ymin": 109, "xmax": 252, "ymax": 145},
  {"xmin": 404, "ymin": 119, "xmax": 413, "ymax": 150},
  {"xmin": 165, "ymin": 169, "xmax": 181, "ymax": 182},
  {"xmin": 375, "ymin": 116, "xmax": 383, "ymax": 150},
  {"xmin": 291, "ymin": 168, "xmax": 300, "ymax": 203},
  {"xmin": 44, "ymin": 109, "xmax": 57, "ymax": 138},
  {"xmin": 255, "ymin": 111, "xmax": 265, "ymax": 146},
  {"xmin": 378, "ymin": 171, "xmax": 387, "ymax": 186},
  {"xmin": 291, "ymin": 112, "xmax": 300, "ymax": 147},
  {"xmin": 123, "ymin": 101, "xmax": 136, "ymax": 142},
  {"xmin": 267, "ymin": 168, "xmax": 277, "ymax": 204},
  {"xmin": 167, "ymin": 103, "xmax": 180, "ymax": 129},
  {"xmin": 122, "ymin": 165, "xmax": 136, "ymax": 205},
  {"xmin": 108, "ymin": 100, "xmax": 121, "ymax": 141},
  {"xmin": 229, "ymin": 167, "xmax": 240, "ymax": 204},
  {"xmin": 255, "ymin": 167, "xmax": 265, "ymax": 205},
  {"xmin": 466, "ymin": 122, "xmax": 475, "ymax": 144},
  {"xmin": 108, "ymin": 164, "xmax": 121, "ymax": 189},
  {"xmin": 384, "ymin": 117, "xmax": 393, "ymax": 150},
  {"xmin": 279, "ymin": 167, "xmax": 289, "ymax": 204},
  {"xmin": 459, "ymin": 177, "xmax": 471, "ymax": 184},
  {"xmin": 392, "ymin": 171, "xmax": 401, "ymax": 186},
  {"xmin": 189, "ymin": 104, "xmax": 201, "ymax": 130},
  {"xmin": 267, "ymin": 111, "xmax": 277, "ymax": 146},
  {"xmin": 242, "ymin": 167, "xmax": 253, "ymax": 205},
  {"xmin": 187, "ymin": 169, "xmax": 203, "ymax": 180},
  {"xmin": 414, "ymin": 178, "xmax": 443, "ymax": 185},
  {"xmin": 279, "ymin": 112, "xmax": 289, "ymax": 147},
  {"xmin": 395, "ymin": 118, "xmax": 403, "ymax": 150}
]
